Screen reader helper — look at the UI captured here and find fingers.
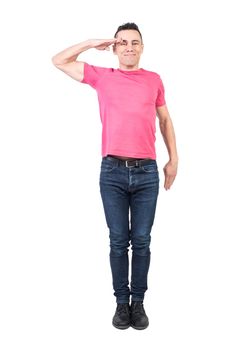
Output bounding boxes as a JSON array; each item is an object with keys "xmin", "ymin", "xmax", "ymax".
[
  {"xmin": 115, "ymin": 37, "xmax": 124, "ymax": 46},
  {"xmin": 164, "ymin": 175, "xmax": 175, "ymax": 190},
  {"xmin": 163, "ymin": 161, "xmax": 178, "ymax": 190},
  {"xmin": 94, "ymin": 37, "xmax": 121, "ymax": 51},
  {"xmin": 115, "ymin": 37, "xmax": 123, "ymax": 43},
  {"xmin": 163, "ymin": 168, "xmax": 176, "ymax": 190},
  {"xmin": 95, "ymin": 38, "xmax": 118, "ymax": 51},
  {"xmin": 103, "ymin": 38, "xmax": 118, "ymax": 45}
]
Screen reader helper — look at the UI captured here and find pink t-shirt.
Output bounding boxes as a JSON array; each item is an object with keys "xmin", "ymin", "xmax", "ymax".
[{"xmin": 81, "ymin": 62, "xmax": 166, "ymax": 159}]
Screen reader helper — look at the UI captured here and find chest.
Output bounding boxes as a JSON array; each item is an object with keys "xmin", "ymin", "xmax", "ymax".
[{"xmin": 97, "ymin": 75, "xmax": 158, "ymax": 107}]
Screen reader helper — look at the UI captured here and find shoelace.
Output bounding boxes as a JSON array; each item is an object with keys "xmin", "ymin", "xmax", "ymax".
[
  {"xmin": 131, "ymin": 302, "xmax": 145, "ymax": 315},
  {"xmin": 117, "ymin": 304, "xmax": 129, "ymax": 314}
]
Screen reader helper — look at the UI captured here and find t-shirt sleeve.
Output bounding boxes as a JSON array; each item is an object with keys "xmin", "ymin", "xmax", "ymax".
[
  {"xmin": 155, "ymin": 77, "xmax": 166, "ymax": 107},
  {"xmin": 81, "ymin": 62, "xmax": 107, "ymax": 89}
]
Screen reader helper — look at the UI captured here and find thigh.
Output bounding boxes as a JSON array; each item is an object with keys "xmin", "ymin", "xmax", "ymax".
[
  {"xmin": 99, "ymin": 159, "xmax": 130, "ymax": 234},
  {"xmin": 130, "ymin": 164, "xmax": 160, "ymax": 237}
]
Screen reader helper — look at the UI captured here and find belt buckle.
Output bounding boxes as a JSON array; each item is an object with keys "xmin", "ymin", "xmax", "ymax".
[{"xmin": 125, "ymin": 160, "xmax": 139, "ymax": 168}]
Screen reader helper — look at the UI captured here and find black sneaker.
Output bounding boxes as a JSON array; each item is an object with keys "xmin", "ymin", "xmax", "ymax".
[
  {"xmin": 112, "ymin": 303, "xmax": 131, "ymax": 329},
  {"xmin": 130, "ymin": 301, "xmax": 149, "ymax": 330}
]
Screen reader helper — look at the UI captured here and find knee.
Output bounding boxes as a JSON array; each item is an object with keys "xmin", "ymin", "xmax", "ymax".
[
  {"xmin": 131, "ymin": 235, "xmax": 151, "ymax": 256},
  {"xmin": 109, "ymin": 234, "xmax": 130, "ymax": 257}
]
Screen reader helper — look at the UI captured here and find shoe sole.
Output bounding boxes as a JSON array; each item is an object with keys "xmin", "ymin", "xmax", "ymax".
[
  {"xmin": 112, "ymin": 322, "xmax": 130, "ymax": 330},
  {"xmin": 130, "ymin": 323, "xmax": 149, "ymax": 330}
]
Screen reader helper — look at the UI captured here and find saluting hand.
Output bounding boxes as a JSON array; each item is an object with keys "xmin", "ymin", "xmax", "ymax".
[{"xmin": 90, "ymin": 38, "xmax": 118, "ymax": 51}]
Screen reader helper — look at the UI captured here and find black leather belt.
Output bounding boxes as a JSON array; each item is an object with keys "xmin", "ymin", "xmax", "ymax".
[{"xmin": 104, "ymin": 155, "xmax": 155, "ymax": 168}]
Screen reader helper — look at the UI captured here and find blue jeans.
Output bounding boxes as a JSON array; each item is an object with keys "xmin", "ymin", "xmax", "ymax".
[{"xmin": 99, "ymin": 156, "xmax": 160, "ymax": 304}]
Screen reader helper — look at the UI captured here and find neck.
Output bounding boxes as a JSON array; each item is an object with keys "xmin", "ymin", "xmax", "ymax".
[{"xmin": 119, "ymin": 64, "xmax": 140, "ymax": 71}]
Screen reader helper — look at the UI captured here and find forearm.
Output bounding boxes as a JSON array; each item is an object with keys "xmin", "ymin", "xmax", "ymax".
[
  {"xmin": 52, "ymin": 39, "xmax": 93, "ymax": 65},
  {"xmin": 159, "ymin": 118, "xmax": 178, "ymax": 163}
]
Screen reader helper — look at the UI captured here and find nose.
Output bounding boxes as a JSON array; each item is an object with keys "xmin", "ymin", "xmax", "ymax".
[{"xmin": 126, "ymin": 44, "xmax": 134, "ymax": 51}]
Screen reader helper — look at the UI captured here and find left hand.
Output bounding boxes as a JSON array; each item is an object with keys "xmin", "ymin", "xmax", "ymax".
[{"xmin": 163, "ymin": 160, "xmax": 178, "ymax": 190}]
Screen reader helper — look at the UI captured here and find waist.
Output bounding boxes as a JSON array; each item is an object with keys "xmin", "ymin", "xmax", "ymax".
[{"xmin": 103, "ymin": 155, "xmax": 156, "ymax": 168}]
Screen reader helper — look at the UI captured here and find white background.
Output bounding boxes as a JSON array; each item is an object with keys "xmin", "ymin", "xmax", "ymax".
[{"xmin": 0, "ymin": 0, "xmax": 234, "ymax": 349}]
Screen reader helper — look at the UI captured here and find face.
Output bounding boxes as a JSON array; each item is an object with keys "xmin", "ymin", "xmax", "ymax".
[{"xmin": 113, "ymin": 29, "xmax": 144, "ymax": 70}]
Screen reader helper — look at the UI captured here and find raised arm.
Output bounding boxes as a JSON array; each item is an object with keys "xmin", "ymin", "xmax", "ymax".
[{"xmin": 51, "ymin": 39, "xmax": 118, "ymax": 82}]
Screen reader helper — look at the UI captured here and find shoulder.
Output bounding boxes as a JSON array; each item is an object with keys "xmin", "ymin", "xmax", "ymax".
[
  {"xmin": 141, "ymin": 69, "xmax": 164, "ymax": 87},
  {"xmin": 142, "ymin": 68, "xmax": 162, "ymax": 79}
]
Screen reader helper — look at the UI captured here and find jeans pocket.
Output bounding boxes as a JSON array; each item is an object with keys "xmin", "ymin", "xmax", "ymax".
[
  {"xmin": 101, "ymin": 160, "xmax": 117, "ymax": 173},
  {"xmin": 141, "ymin": 163, "xmax": 158, "ymax": 173}
]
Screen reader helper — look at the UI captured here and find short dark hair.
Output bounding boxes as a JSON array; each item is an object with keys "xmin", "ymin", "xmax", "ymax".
[{"xmin": 114, "ymin": 22, "xmax": 143, "ymax": 42}]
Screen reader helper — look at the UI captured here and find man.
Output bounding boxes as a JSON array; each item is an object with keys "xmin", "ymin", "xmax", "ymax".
[{"xmin": 52, "ymin": 22, "xmax": 178, "ymax": 330}]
